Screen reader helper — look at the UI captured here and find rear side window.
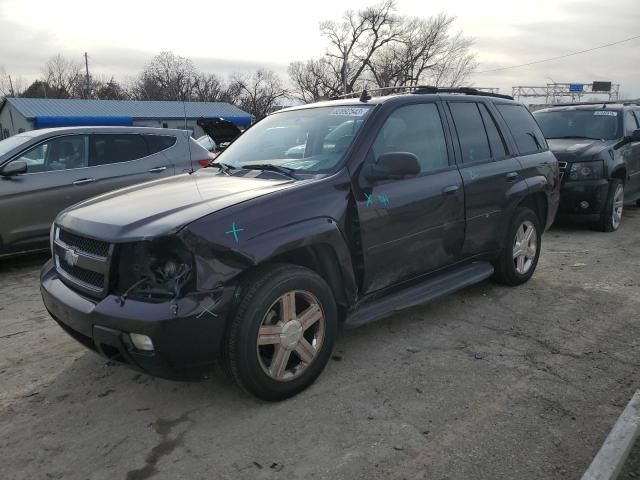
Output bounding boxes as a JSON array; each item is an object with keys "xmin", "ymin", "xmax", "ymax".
[
  {"xmin": 449, "ymin": 102, "xmax": 491, "ymax": 163},
  {"xmin": 478, "ymin": 104, "xmax": 508, "ymax": 158},
  {"xmin": 145, "ymin": 135, "xmax": 177, "ymax": 154},
  {"xmin": 90, "ymin": 134, "xmax": 149, "ymax": 166},
  {"xmin": 624, "ymin": 110, "xmax": 639, "ymax": 136},
  {"xmin": 496, "ymin": 104, "xmax": 547, "ymax": 155}
]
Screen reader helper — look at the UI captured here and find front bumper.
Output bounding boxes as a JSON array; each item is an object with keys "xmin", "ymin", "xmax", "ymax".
[
  {"xmin": 40, "ymin": 260, "xmax": 235, "ymax": 379},
  {"xmin": 558, "ymin": 178, "xmax": 609, "ymax": 217}
]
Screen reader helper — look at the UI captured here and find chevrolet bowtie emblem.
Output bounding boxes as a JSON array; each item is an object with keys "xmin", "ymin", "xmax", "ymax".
[{"xmin": 64, "ymin": 248, "xmax": 80, "ymax": 267}]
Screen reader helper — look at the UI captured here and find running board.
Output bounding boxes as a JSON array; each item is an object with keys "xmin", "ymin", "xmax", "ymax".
[{"xmin": 345, "ymin": 262, "xmax": 494, "ymax": 329}]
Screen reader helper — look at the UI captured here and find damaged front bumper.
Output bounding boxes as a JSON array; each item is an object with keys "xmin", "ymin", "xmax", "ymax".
[{"xmin": 40, "ymin": 259, "xmax": 236, "ymax": 379}]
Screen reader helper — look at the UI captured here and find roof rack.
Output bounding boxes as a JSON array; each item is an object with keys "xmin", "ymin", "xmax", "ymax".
[{"xmin": 333, "ymin": 85, "xmax": 514, "ymax": 101}]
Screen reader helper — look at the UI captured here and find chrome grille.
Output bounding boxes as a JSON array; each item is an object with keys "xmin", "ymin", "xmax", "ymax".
[
  {"xmin": 54, "ymin": 227, "xmax": 113, "ymax": 297},
  {"xmin": 558, "ymin": 161, "xmax": 568, "ymax": 181}
]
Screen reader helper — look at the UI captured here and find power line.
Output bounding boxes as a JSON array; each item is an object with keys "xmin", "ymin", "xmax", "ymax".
[{"xmin": 473, "ymin": 34, "xmax": 640, "ymax": 75}]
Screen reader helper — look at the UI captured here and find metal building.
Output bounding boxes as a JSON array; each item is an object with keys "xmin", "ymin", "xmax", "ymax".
[{"xmin": 0, "ymin": 97, "xmax": 253, "ymax": 139}]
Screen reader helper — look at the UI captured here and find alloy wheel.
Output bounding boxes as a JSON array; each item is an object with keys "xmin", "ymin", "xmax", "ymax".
[
  {"xmin": 611, "ymin": 184, "xmax": 624, "ymax": 230},
  {"xmin": 256, "ymin": 290, "xmax": 325, "ymax": 382},
  {"xmin": 513, "ymin": 220, "xmax": 537, "ymax": 275}
]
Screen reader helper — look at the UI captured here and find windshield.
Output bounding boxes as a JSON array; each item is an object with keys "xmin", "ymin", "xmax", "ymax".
[
  {"xmin": 534, "ymin": 110, "xmax": 621, "ymax": 140},
  {"xmin": 0, "ymin": 135, "xmax": 31, "ymax": 158},
  {"xmin": 218, "ymin": 105, "xmax": 374, "ymax": 173}
]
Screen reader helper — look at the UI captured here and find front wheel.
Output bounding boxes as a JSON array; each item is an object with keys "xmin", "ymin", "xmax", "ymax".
[
  {"xmin": 225, "ymin": 264, "xmax": 337, "ymax": 401},
  {"xmin": 494, "ymin": 207, "xmax": 542, "ymax": 286},
  {"xmin": 598, "ymin": 180, "xmax": 624, "ymax": 232}
]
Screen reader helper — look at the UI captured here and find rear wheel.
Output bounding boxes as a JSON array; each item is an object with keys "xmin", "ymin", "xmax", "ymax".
[
  {"xmin": 225, "ymin": 264, "xmax": 337, "ymax": 401},
  {"xmin": 598, "ymin": 180, "xmax": 623, "ymax": 232},
  {"xmin": 494, "ymin": 207, "xmax": 541, "ymax": 286}
]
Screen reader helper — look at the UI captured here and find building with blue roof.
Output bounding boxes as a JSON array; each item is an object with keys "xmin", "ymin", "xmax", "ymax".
[{"xmin": 0, "ymin": 97, "xmax": 253, "ymax": 139}]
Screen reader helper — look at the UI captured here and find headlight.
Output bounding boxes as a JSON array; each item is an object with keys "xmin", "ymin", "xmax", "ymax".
[
  {"xmin": 115, "ymin": 237, "xmax": 194, "ymax": 303},
  {"xmin": 568, "ymin": 161, "xmax": 604, "ymax": 181}
]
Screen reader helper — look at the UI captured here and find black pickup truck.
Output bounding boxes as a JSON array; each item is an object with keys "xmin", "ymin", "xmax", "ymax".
[
  {"xmin": 41, "ymin": 87, "xmax": 559, "ymax": 400},
  {"xmin": 534, "ymin": 103, "xmax": 640, "ymax": 231}
]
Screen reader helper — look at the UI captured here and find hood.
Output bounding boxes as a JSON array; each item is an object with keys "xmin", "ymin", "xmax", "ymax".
[
  {"xmin": 197, "ymin": 118, "xmax": 242, "ymax": 145},
  {"xmin": 57, "ymin": 171, "xmax": 293, "ymax": 242},
  {"xmin": 547, "ymin": 138, "xmax": 615, "ymax": 162}
]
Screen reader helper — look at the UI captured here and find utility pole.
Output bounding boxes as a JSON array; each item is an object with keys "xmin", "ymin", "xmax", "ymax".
[
  {"xmin": 8, "ymin": 75, "xmax": 14, "ymax": 97},
  {"xmin": 84, "ymin": 52, "xmax": 91, "ymax": 98}
]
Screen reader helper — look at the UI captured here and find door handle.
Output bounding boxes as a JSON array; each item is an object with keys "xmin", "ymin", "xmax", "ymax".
[
  {"xmin": 148, "ymin": 166, "xmax": 167, "ymax": 173},
  {"xmin": 505, "ymin": 172, "xmax": 519, "ymax": 182},
  {"xmin": 442, "ymin": 185, "xmax": 460, "ymax": 195},
  {"xmin": 73, "ymin": 178, "xmax": 95, "ymax": 185}
]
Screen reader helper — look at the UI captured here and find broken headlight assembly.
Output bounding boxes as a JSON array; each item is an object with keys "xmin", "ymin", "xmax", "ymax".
[{"xmin": 113, "ymin": 237, "xmax": 195, "ymax": 303}]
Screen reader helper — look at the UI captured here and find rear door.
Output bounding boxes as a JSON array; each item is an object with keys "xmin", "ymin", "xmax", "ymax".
[
  {"xmin": 356, "ymin": 101, "xmax": 465, "ymax": 293},
  {"xmin": 445, "ymin": 100, "xmax": 525, "ymax": 256},
  {"xmin": 84, "ymin": 133, "xmax": 176, "ymax": 197},
  {"xmin": 1, "ymin": 134, "xmax": 91, "ymax": 250}
]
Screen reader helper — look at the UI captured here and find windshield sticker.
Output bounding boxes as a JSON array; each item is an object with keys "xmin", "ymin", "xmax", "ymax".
[
  {"xmin": 330, "ymin": 107, "xmax": 369, "ymax": 117},
  {"xmin": 594, "ymin": 111, "xmax": 617, "ymax": 116}
]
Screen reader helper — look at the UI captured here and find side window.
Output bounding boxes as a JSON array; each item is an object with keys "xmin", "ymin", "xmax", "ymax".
[
  {"xmin": 624, "ymin": 111, "xmax": 639, "ymax": 136},
  {"xmin": 478, "ymin": 104, "xmax": 508, "ymax": 158},
  {"xmin": 449, "ymin": 102, "xmax": 491, "ymax": 163},
  {"xmin": 372, "ymin": 103, "xmax": 448, "ymax": 174},
  {"xmin": 90, "ymin": 134, "xmax": 149, "ymax": 166},
  {"xmin": 13, "ymin": 135, "xmax": 88, "ymax": 173},
  {"xmin": 496, "ymin": 104, "xmax": 547, "ymax": 155},
  {"xmin": 145, "ymin": 135, "xmax": 177, "ymax": 154}
]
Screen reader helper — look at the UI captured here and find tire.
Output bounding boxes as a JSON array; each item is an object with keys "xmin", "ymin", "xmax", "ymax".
[
  {"xmin": 597, "ymin": 180, "xmax": 624, "ymax": 232},
  {"xmin": 494, "ymin": 207, "xmax": 542, "ymax": 286},
  {"xmin": 225, "ymin": 264, "xmax": 337, "ymax": 401}
]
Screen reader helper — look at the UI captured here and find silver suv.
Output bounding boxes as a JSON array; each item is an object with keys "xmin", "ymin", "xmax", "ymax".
[{"xmin": 0, "ymin": 126, "xmax": 212, "ymax": 257}]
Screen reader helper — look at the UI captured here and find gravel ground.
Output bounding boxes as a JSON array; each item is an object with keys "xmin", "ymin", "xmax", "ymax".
[{"xmin": 0, "ymin": 207, "xmax": 639, "ymax": 480}]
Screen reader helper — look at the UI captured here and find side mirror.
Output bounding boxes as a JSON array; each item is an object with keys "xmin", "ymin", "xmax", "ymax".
[
  {"xmin": 365, "ymin": 152, "xmax": 420, "ymax": 182},
  {"xmin": 0, "ymin": 160, "xmax": 27, "ymax": 177},
  {"xmin": 629, "ymin": 129, "xmax": 640, "ymax": 142}
]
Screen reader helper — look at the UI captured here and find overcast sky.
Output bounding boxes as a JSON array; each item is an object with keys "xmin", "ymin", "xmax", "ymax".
[{"xmin": 0, "ymin": 0, "xmax": 638, "ymax": 99}]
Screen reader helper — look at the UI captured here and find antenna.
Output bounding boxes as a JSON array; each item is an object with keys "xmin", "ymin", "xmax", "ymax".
[
  {"xmin": 84, "ymin": 52, "xmax": 91, "ymax": 98},
  {"xmin": 359, "ymin": 88, "xmax": 371, "ymax": 102}
]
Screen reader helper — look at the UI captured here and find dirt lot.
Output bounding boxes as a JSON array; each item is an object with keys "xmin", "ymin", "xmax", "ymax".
[{"xmin": 1, "ymin": 208, "xmax": 639, "ymax": 480}]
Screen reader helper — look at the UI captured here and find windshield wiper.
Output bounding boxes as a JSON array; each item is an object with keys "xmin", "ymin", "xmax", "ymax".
[
  {"xmin": 209, "ymin": 162, "xmax": 236, "ymax": 175},
  {"xmin": 546, "ymin": 136, "xmax": 597, "ymax": 140},
  {"xmin": 241, "ymin": 164, "xmax": 298, "ymax": 179}
]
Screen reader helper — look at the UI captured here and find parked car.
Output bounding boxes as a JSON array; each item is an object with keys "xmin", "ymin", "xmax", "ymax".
[
  {"xmin": 0, "ymin": 126, "xmax": 212, "ymax": 257},
  {"xmin": 533, "ymin": 103, "xmax": 640, "ymax": 231},
  {"xmin": 41, "ymin": 87, "xmax": 559, "ymax": 400},
  {"xmin": 196, "ymin": 117, "xmax": 243, "ymax": 159}
]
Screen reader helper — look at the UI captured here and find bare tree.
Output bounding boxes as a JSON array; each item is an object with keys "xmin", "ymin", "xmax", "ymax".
[
  {"xmin": 368, "ymin": 14, "xmax": 455, "ymax": 87},
  {"xmin": 95, "ymin": 77, "xmax": 129, "ymax": 100},
  {"xmin": 320, "ymin": 0, "xmax": 401, "ymax": 94},
  {"xmin": 43, "ymin": 54, "xmax": 84, "ymax": 98},
  {"xmin": 229, "ymin": 69, "xmax": 287, "ymax": 120},
  {"xmin": 134, "ymin": 51, "xmax": 197, "ymax": 101},
  {"xmin": 192, "ymin": 73, "xmax": 228, "ymax": 102},
  {"xmin": 288, "ymin": 58, "xmax": 343, "ymax": 102},
  {"xmin": 428, "ymin": 32, "xmax": 478, "ymax": 87}
]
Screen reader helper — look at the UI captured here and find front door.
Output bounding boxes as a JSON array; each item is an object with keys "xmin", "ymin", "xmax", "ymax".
[
  {"xmin": 356, "ymin": 102, "xmax": 465, "ymax": 293},
  {"xmin": 1, "ymin": 134, "xmax": 92, "ymax": 251}
]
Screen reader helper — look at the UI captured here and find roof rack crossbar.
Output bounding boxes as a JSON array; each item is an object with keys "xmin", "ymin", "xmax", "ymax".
[{"xmin": 332, "ymin": 85, "xmax": 513, "ymax": 101}]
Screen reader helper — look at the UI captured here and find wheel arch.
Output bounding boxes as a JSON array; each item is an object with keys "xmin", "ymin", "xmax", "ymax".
[{"xmin": 517, "ymin": 191, "xmax": 548, "ymax": 230}]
